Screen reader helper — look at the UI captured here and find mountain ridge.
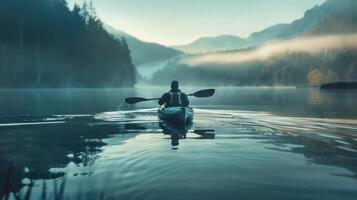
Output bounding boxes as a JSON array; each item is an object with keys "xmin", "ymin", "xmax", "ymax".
[
  {"xmin": 172, "ymin": 0, "xmax": 357, "ymax": 54},
  {"xmin": 248, "ymin": 0, "xmax": 357, "ymax": 44},
  {"xmin": 105, "ymin": 25, "xmax": 182, "ymax": 66},
  {"xmin": 150, "ymin": 0, "xmax": 357, "ymax": 86},
  {"xmin": 172, "ymin": 35, "xmax": 247, "ymax": 54}
]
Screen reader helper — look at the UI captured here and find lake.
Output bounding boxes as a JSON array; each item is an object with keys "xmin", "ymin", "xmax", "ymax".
[{"xmin": 1, "ymin": 87, "xmax": 357, "ymax": 200}]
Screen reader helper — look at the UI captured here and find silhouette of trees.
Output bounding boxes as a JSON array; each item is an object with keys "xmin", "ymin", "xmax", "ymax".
[{"xmin": 0, "ymin": 0, "xmax": 136, "ymax": 88}]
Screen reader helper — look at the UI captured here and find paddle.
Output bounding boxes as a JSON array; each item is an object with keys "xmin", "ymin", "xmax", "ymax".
[
  {"xmin": 189, "ymin": 89, "xmax": 215, "ymax": 98},
  {"xmin": 125, "ymin": 89, "xmax": 215, "ymax": 104}
]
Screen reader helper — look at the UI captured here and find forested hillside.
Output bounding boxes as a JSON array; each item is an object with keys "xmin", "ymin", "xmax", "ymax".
[
  {"xmin": 151, "ymin": 1, "xmax": 357, "ymax": 87},
  {"xmin": 0, "ymin": 0, "xmax": 136, "ymax": 88},
  {"xmin": 248, "ymin": 0, "xmax": 357, "ymax": 45},
  {"xmin": 151, "ymin": 49, "xmax": 357, "ymax": 86},
  {"xmin": 307, "ymin": 6, "xmax": 357, "ymax": 35}
]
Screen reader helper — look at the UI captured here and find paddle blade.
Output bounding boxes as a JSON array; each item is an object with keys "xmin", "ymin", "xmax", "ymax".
[
  {"xmin": 192, "ymin": 89, "xmax": 215, "ymax": 98},
  {"xmin": 125, "ymin": 97, "xmax": 147, "ymax": 104}
]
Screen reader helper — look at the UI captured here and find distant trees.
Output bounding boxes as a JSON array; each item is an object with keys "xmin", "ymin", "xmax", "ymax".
[
  {"xmin": 0, "ymin": 0, "xmax": 136, "ymax": 88},
  {"xmin": 307, "ymin": 69, "xmax": 339, "ymax": 86},
  {"xmin": 151, "ymin": 49, "xmax": 357, "ymax": 86},
  {"xmin": 150, "ymin": 2, "xmax": 357, "ymax": 87}
]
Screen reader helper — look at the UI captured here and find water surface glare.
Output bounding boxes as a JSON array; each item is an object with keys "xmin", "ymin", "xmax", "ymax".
[{"xmin": 0, "ymin": 88, "xmax": 357, "ymax": 200}]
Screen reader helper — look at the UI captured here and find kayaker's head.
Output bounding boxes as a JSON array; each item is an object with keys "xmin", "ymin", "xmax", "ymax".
[{"xmin": 171, "ymin": 80, "xmax": 179, "ymax": 91}]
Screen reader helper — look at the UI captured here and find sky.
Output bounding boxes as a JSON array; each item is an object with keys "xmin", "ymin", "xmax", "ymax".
[{"xmin": 67, "ymin": 0, "xmax": 325, "ymax": 46}]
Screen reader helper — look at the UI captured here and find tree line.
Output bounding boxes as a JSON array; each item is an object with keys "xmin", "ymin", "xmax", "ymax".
[
  {"xmin": 151, "ymin": 49, "xmax": 357, "ymax": 86},
  {"xmin": 0, "ymin": 0, "xmax": 136, "ymax": 88}
]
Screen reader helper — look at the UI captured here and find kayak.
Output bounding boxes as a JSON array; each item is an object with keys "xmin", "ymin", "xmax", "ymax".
[{"xmin": 158, "ymin": 107, "xmax": 193, "ymax": 124}]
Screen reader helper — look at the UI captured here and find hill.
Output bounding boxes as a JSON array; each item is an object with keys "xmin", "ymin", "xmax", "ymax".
[
  {"xmin": 105, "ymin": 25, "xmax": 182, "ymax": 66},
  {"xmin": 172, "ymin": 35, "xmax": 247, "ymax": 54},
  {"xmin": 151, "ymin": 46, "xmax": 357, "ymax": 87},
  {"xmin": 0, "ymin": 0, "xmax": 136, "ymax": 88},
  {"xmin": 248, "ymin": 0, "xmax": 357, "ymax": 44},
  {"xmin": 151, "ymin": 0, "xmax": 357, "ymax": 87},
  {"xmin": 172, "ymin": 0, "xmax": 357, "ymax": 54},
  {"xmin": 307, "ymin": 6, "xmax": 357, "ymax": 35}
]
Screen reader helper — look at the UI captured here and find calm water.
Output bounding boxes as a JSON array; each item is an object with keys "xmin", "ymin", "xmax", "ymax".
[{"xmin": 1, "ymin": 87, "xmax": 357, "ymax": 200}]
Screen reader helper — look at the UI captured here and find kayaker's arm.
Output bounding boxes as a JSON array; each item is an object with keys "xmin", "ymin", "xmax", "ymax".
[
  {"xmin": 181, "ymin": 93, "xmax": 190, "ymax": 107},
  {"xmin": 158, "ymin": 93, "xmax": 169, "ymax": 105}
]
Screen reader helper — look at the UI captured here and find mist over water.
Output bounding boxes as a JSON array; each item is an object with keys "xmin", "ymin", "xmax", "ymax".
[
  {"xmin": 182, "ymin": 34, "xmax": 357, "ymax": 65},
  {"xmin": 2, "ymin": 0, "xmax": 357, "ymax": 199},
  {"xmin": 136, "ymin": 57, "xmax": 182, "ymax": 80},
  {"xmin": 1, "ymin": 88, "xmax": 357, "ymax": 199}
]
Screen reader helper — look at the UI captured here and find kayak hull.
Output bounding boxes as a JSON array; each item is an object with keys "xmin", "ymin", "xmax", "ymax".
[{"xmin": 158, "ymin": 107, "xmax": 193, "ymax": 124}]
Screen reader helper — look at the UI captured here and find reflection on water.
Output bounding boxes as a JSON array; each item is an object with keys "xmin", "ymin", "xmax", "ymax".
[
  {"xmin": 160, "ymin": 121, "xmax": 215, "ymax": 150},
  {"xmin": 0, "ymin": 88, "xmax": 357, "ymax": 199},
  {"xmin": 160, "ymin": 122, "xmax": 190, "ymax": 150}
]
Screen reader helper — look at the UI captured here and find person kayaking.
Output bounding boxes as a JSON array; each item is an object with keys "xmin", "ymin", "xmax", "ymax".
[{"xmin": 158, "ymin": 80, "xmax": 189, "ymax": 108}]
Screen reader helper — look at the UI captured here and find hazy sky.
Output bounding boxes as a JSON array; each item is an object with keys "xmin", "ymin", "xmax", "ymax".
[{"xmin": 67, "ymin": 0, "xmax": 325, "ymax": 46}]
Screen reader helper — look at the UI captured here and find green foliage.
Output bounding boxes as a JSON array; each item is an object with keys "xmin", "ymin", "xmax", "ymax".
[
  {"xmin": 151, "ymin": 50, "xmax": 357, "ymax": 86},
  {"xmin": 0, "ymin": 0, "xmax": 136, "ymax": 88}
]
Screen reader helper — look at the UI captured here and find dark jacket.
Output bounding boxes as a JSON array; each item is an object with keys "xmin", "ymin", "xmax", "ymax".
[{"xmin": 158, "ymin": 89, "xmax": 189, "ymax": 107}]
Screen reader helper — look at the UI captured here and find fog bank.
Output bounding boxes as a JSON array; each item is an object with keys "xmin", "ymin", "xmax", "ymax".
[{"xmin": 183, "ymin": 34, "xmax": 357, "ymax": 65}]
